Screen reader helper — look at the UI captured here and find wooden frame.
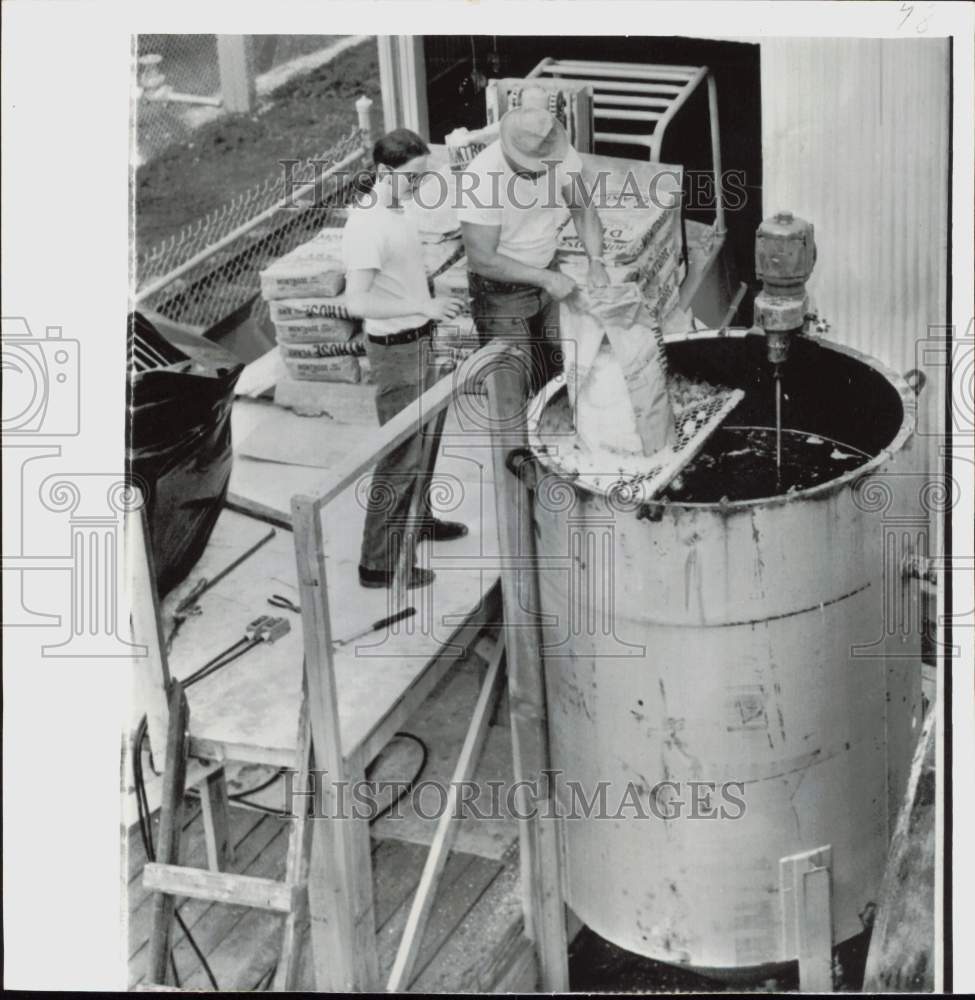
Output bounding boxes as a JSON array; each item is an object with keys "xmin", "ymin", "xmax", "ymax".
[{"xmin": 289, "ymin": 341, "xmax": 569, "ymax": 991}]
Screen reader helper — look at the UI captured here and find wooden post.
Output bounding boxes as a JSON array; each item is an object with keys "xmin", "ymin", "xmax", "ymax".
[
  {"xmin": 217, "ymin": 35, "xmax": 256, "ymax": 113},
  {"xmin": 376, "ymin": 36, "xmax": 401, "ymax": 132},
  {"xmin": 485, "ymin": 347, "xmax": 569, "ymax": 991},
  {"xmin": 292, "ymin": 497, "xmax": 379, "ymax": 991},
  {"xmin": 199, "ymin": 768, "xmax": 235, "ymax": 871},
  {"xmin": 387, "ymin": 636, "xmax": 507, "ymax": 991},
  {"xmin": 397, "ymin": 35, "xmax": 430, "ymax": 140},
  {"xmin": 273, "ymin": 691, "xmax": 314, "ymax": 991},
  {"xmin": 780, "ymin": 846, "xmax": 834, "ymax": 991},
  {"xmin": 146, "ymin": 682, "xmax": 190, "ymax": 985},
  {"xmin": 355, "ymin": 94, "xmax": 376, "ymax": 152},
  {"xmin": 128, "ymin": 502, "xmax": 171, "ymax": 770}
]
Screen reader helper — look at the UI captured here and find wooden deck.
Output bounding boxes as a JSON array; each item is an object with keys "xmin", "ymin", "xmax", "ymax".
[
  {"xmin": 127, "ymin": 655, "xmax": 534, "ymax": 992},
  {"xmin": 127, "ymin": 811, "xmax": 528, "ymax": 991}
]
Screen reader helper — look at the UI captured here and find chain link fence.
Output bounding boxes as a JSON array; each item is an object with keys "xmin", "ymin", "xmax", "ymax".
[
  {"xmin": 135, "ymin": 125, "xmax": 373, "ymax": 332},
  {"xmin": 135, "ymin": 34, "xmax": 359, "ymax": 164}
]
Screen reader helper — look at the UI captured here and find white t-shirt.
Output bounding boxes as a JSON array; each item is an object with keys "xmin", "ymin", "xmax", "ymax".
[
  {"xmin": 455, "ymin": 140, "xmax": 583, "ymax": 269},
  {"xmin": 342, "ymin": 198, "xmax": 432, "ymax": 337}
]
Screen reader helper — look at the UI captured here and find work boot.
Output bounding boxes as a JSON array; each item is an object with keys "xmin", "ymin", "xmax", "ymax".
[
  {"xmin": 358, "ymin": 564, "xmax": 436, "ymax": 590},
  {"xmin": 418, "ymin": 518, "xmax": 469, "ymax": 542}
]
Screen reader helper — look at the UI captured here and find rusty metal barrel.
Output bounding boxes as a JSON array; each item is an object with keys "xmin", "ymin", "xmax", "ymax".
[{"xmin": 526, "ymin": 330, "xmax": 921, "ymax": 976}]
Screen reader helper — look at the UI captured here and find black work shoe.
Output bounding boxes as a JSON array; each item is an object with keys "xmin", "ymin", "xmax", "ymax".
[
  {"xmin": 418, "ymin": 518, "xmax": 469, "ymax": 542},
  {"xmin": 358, "ymin": 564, "xmax": 436, "ymax": 590}
]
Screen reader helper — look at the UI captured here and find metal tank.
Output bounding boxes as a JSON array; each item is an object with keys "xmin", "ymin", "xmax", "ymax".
[{"xmin": 525, "ymin": 329, "xmax": 921, "ymax": 976}]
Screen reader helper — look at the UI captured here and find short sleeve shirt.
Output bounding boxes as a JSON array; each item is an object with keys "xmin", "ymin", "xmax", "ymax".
[
  {"xmin": 342, "ymin": 198, "xmax": 432, "ymax": 337},
  {"xmin": 455, "ymin": 140, "xmax": 583, "ymax": 269}
]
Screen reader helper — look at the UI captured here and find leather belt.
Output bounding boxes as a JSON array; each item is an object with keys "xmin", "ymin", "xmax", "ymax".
[{"xmin": 367, "ymin": 321, "xmax": 433, "ymax": 347}]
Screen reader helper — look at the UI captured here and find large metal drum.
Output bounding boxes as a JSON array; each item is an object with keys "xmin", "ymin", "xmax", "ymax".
[{"xmin": 527, "ymin": 330, "xmax": 921, "ymax": 975}]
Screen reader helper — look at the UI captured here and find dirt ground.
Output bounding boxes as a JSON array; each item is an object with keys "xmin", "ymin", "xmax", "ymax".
[{"xmin": 134, "ymin": 38, "xmax": 382, "ymax": 255}]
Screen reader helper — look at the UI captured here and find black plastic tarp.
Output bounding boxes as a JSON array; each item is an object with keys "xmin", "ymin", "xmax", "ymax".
[{"xmin": 126, "ymin": 311, "xmax": 244, "ymax": 597}]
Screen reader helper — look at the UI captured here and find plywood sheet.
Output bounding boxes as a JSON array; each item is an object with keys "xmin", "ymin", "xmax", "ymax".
[{"xmin": 163, "ymin": 441, "xmax": 499, "ymax": 766}]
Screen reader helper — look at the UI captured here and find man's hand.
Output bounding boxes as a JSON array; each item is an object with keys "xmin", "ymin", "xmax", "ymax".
[
  {"xmin": 426, "ymin": 297, "xmax": 466, "ymax": 322},
  {"xmin": 587, "ymin": 259, "xmax": 610, "ymax": 290},
  {"xmin": 544, "ymin": 270, "xmax": 578, "ymax": 301}
]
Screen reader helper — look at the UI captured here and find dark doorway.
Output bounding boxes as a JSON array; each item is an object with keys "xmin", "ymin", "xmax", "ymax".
[{"xmin": 423, "ymin": 35, "xmax": 762, "ymax": 292}]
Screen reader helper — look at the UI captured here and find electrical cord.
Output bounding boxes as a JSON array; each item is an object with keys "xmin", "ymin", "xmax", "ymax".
[
  {"xmin": 182, "ymin": 637, "xmax": 257, "ymax": 689},
  {"xmin": 367, "ymin": 731, "xmax": 429, "ymax": 824}
]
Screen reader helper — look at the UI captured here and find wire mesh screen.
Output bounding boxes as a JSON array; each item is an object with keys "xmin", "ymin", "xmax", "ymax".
[
  {"xmin": 528, "ymin": 373, "xmax": 744, "ymax": 504},
  {"xmin": 135, "ymin": 35, "xmax": 221, "ymax": 164},
  {"xmin": 135, "ymin": 126, "xmax": 371, "ymax": 331}
]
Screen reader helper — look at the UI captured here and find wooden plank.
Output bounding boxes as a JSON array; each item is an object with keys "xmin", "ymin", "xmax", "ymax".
[
  {"xmin": 130, "ymin": 816, "xmax": 289, "ymax": 986},
  {"xmin": 128, "ymin": 504, "xmax": 172, "ymax": 769},
  {"xmin": 216, "ymin": 35, "xmax": 256, "ymax": 113},
  {"xmin": 199, "ymin": 768, "xmax": 235, "ymax": 871},
  {"xmin": 146, "ymin": 683, "xmax": 190, "ymax": 985},
  {"xmin": 357, "ymin": 582, "xmax": 502, "ymax": 768},
  {"xmin": 143, "ymin": 862, "xmax": 299, "ymax": 913},
  {"xmin": 386, "ymin": 636, "xmax": 506, "ymax": 990},
  {"xmin": 273, "ymin": 376, "xmax": 378, "ymax": 422},
  {"xmin": 377, "ymin": 852, "xmax": 502, "ymax": 984},
  {"xmin": 234, "ymin": 347, "xmax": 286, "ymax": 398},
  {"xmin": 798, "ymin": 864, "xmax": 833, "ymax": 991},
  {"xmin": 237, "ymin": 409, "xmax": 360, "ymax": 469},
  {"xmin": 485, "ymin": 348, "xmax": 569, "ymax": 990},
  {"xmin": 272, "ymin": 693, "xmax": 313, "ymax": 990},
  {"xmin": 180, "ymin": 474, "xmax": 501, "ymax": 769},
  {"xmin": 224, "ymin": 492, "xmax": 294, "ymax": 530},
  {"xmin": 863, "ymin": 711, "xmax": 936, "ymax": 991},
  {"xmin": 296, "ymin": 342, "xmax": 507, "ymax": 512},
  {"xmin": 412, "ymin": 847, "xmax": 526, "ymax": 993},
  {"xmin": 139, "ymin": 831, "xmax": 289, "ymax": 990},
  {"xmin": 292, "ymin": 496, "xmax": 379, "ymax": 991},
  {"xmin": 492, "ymin": 933, "xmax": 538, "ymax": 992},
  {"xmin": 128, "ymin": 807, "xmax": 263, "ymax": 957}
]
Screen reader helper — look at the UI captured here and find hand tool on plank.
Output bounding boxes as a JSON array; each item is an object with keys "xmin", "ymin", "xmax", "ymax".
[
  {"xmin": 175, "ymin": 528, "xmax": 277, "ymax": 616},
  {"xmin": 333, "ymin": 606, "xmax": 416, "ymax": 648},
  {"xmin": 268, "ymin": 593, "xmax": 301, "ymax": 613},
  {"xmin": 166, "ymin": 528, "xmax": 277, "ymax": 649}
]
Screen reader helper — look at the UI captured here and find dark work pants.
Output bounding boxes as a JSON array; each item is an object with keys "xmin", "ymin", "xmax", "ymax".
[
  {"xmin": 359, "ymin": 331, "xmax": 442, "ymax": 572},
  {"xmin": 468, "ymin": 259, "xmax": 564, "ymax": 394}
]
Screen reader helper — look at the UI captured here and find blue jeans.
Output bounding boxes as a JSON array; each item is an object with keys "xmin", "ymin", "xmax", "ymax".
[{"xmin": 468, "ymin": 259, "xmax": 563, "ymax": 393}]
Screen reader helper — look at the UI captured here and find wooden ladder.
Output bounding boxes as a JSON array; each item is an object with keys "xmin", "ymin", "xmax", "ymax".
[{"xmin": 141, "ymin": 679, "xmax": 314, "ymax": 991}]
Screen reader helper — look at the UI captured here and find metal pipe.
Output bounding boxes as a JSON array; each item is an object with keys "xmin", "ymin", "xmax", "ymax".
[
  {"xmin": 550, "ymin": 58, "xmax": 702, "ymax": 75},
  {"xmin": 595, "ymin": 108, "xmax": 665, "ymax": 122},
  {"xmin": 707, "ymin": 72, "xmax": 726, "ymax": 237},
  {"xmin": 594, "ymin": 94, "xmax": 671, "ymax": 109},
  {"xmin": 541, "ymin": 63, "xmax": 697, "ymax": 82},
  {"xmin": 143, "ymin": 89, "xmax": 223, "ymax": 108}
]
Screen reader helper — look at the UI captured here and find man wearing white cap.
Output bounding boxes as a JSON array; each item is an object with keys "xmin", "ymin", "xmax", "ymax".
[{"xmin": 458, "ymin": 99, "xmax": 608, "ymax": 390}]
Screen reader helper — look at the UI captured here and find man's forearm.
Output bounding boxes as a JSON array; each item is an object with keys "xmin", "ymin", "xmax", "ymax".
[{"xmin": 570, "ymin": 204, "xmax": 604, "ymax": 261}]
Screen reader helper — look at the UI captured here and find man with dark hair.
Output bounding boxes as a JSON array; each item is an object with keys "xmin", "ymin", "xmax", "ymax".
[{"xmin": 343, "ymin": 129, "xmax": 467, "ymax": 591}]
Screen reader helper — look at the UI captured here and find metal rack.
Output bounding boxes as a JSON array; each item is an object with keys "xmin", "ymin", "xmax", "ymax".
[{"xmin": 528, "ymin": 58, "xmax": 724, "ymax": 237}]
